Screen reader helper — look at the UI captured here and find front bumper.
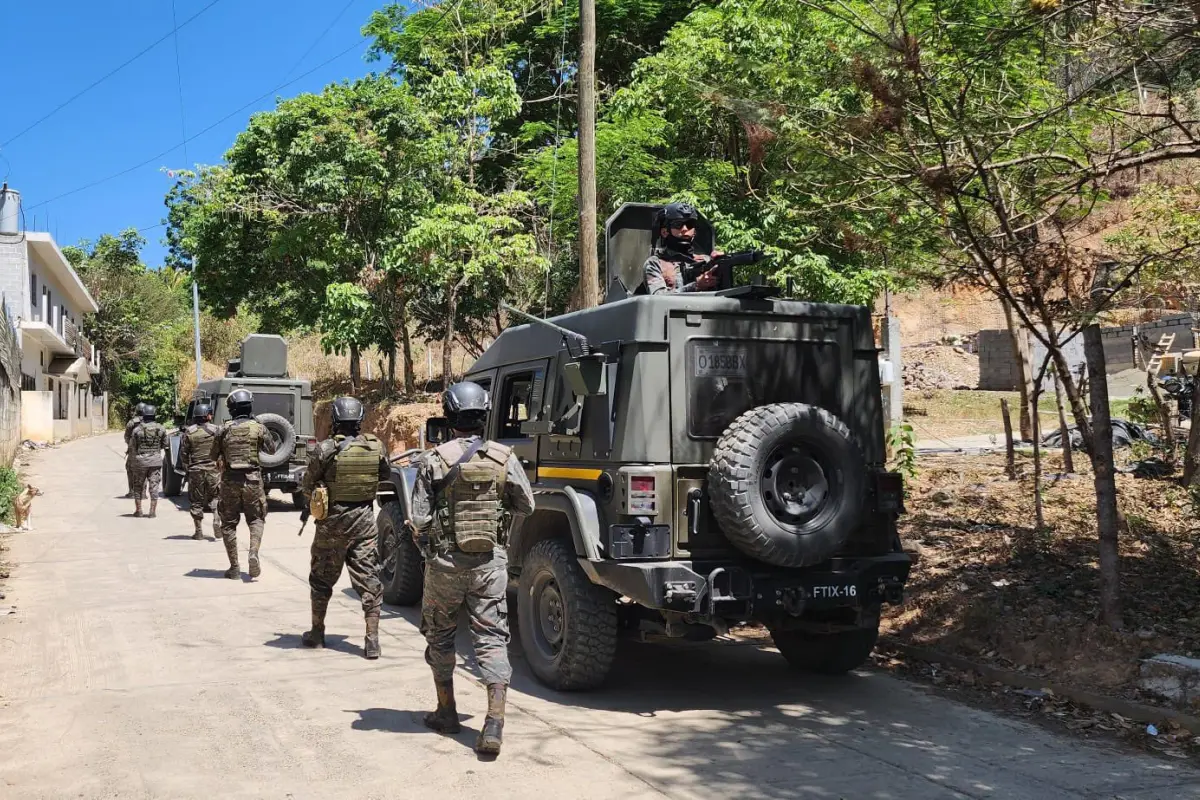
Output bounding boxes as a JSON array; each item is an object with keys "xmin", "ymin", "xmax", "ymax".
[{"xmin": 580, "ymin": 552, "xmax": 912, "ymax": 619}]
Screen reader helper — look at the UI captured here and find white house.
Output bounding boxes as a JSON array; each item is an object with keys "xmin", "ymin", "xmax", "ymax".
[{"xmin": 0, "ymin": 231, "xmax": 106, "ymax": 442}]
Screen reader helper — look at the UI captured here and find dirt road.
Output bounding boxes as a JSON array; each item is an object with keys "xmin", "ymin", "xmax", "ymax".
[{"xmin": 1, "ymin": 433, "xmax": 1198, "ymax": 799}]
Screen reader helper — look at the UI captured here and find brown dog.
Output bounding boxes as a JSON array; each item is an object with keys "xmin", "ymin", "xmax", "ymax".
[{"xmin": 12, "ymin": 483, "xmax": 43, "ymax": 531}]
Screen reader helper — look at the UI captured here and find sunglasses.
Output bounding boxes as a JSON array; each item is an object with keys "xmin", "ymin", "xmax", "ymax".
[{"xmin": 669, "ymin": 220, "xmax": 697, "ymax": 231}]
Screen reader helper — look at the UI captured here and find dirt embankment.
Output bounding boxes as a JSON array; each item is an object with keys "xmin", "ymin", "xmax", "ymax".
[
  {"xmin": 888, "ymin": 451, "xmax": 1200, "ymax": 707},
  {"xmin": 314, "ymin": 398, "xmax": 441, "ymax": 454}
]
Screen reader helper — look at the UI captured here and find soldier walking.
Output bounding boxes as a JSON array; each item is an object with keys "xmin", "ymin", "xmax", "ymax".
[
  {"xmin": 214, "ymin": 390, "xmax": 275, "ymax": 580},
  {"xmin": 180, "ymin": 400, "xmax": 220, "ymax": 541},
  {"xmin": 123, "ymin": 402, "xmax": 147, "ymax": 499},
  {"xmin": 128, "ymin": 404, "xmax": 167, "ymax": 518},
  {"xmin": 412, "ymin": 381, "xmax": 534, "ymax": 756},
  {"xmin": 300, "ymin": 397, "xmax": 390, "ymax": 659}
]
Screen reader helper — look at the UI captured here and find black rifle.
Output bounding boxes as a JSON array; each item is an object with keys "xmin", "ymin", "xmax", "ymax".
[{"xmin": 684, "ymin": 250, "xmax": 769, "ymax": 291}]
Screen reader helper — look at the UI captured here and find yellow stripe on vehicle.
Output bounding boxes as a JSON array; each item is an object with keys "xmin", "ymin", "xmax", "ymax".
[{"xmin": 538, "ymin": 467, "xmax": 603, "ymax": 481}]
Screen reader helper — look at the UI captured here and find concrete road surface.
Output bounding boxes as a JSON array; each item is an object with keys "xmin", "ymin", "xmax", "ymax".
[{"xmin": 1, "ymin": 433, "xmax": 1198, "ymax": 799}]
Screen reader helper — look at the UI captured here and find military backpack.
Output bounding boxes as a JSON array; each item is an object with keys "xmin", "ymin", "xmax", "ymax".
[{"xmin": 185, "ymin": 423, "xmax": 219, "ymax": 470}]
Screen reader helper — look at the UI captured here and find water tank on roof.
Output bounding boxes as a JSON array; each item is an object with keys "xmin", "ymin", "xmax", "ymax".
[
  {"xmin": 239, "ymin": 334, "xmax": 288, "ymax": 378},
  {"xmin": 0, "ymin": 185, "xmax": 20, "ymax": 235}
]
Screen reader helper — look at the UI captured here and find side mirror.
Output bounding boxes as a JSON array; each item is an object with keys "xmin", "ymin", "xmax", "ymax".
[
  {"xmin": 425, "ymin": 417, "xmax": 451, "ymax": 445},
  {"xmin": 173, "ymin": 414, "xmax": 185, "ymax": 428}
]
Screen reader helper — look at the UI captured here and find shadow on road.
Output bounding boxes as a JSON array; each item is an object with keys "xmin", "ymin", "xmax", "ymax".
[
  {"xmin": 185, "ymin": 568, "xmax": 233, "ymax": 580},
  {"xmin": 347, "ymin": 707, "xmax": 481, "ymax": 750},
  {"xmin": 264, "ymin": 631, "xmax": 359, "ymax": 656}
]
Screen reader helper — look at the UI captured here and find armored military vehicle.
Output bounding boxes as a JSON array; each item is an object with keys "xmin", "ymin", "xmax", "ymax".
[
  {"xmin": 163, "ymin": 334, "xmax": 315, "ymax": 506},
  {"xmin": 376, "ymin": 203, "xmax": 911, "ymax": 691}
]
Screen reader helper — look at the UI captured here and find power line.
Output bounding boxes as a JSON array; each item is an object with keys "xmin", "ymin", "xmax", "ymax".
[
  {"xmin": 170, "ymin": 0, "xmax": 191, "ymax": 167},
  {"xmin": 281, "ymin": 0, "xmax": 361, "ymax": 83},
  {"xmin": 26, "ymin": 0, "xmax": 466, "ymax": 212},
  {"xmin": 25, "ymin": 37, "xmax": 370, "ymax": 212},
  {"xmin": 1, "ymin": 0, "xmax": 226, "ymax": 148}
]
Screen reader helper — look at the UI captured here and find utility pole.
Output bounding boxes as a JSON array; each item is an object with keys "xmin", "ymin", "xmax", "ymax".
[
  {"xmin": 191, "ymin": 257, "xmax": 202, "ymax": 387},
  {"xmin": 576, "ymin": 0, "xmax": 599, "ymax": 309}
]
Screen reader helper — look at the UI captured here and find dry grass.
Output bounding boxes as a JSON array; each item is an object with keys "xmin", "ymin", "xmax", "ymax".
[{"xmin": 889, "ymin": 450, "xmax": 1200, "ymax": 707}]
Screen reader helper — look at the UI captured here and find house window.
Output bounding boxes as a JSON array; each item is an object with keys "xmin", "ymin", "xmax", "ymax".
[
  {"xmin": 29, "ymin": 274, "xmax": 36, "ymax": 318},
  {"xmin": 21, "ymin": 374, "xmax": 34, "ymax": 391},
  {"xmin": 498, "ymin": 369, "xmax": 542, "ymax": 439}
]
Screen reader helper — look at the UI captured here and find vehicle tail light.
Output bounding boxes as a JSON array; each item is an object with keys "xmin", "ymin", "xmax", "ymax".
[
  {"xmin": 306, "ymin": 437, "xmax": 317, "ymax": 451},
  {"xmin": 874, "ymin": 472, "xmax": 905, "ymax": 514},
  {"xmin": 630, "ymin": 476, "xmax": 655, "ymax": 494}
]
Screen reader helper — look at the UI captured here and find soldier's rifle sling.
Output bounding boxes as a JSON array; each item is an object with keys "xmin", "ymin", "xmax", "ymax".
[{"xmin": 429, "ymin": 438, "xmax": 487, "ymax": 497}]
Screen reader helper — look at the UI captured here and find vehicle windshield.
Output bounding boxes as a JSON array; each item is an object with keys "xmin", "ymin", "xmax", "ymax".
[{"xmin": 686, "ymin": 339, "xmax": 842, "ymax": 438}]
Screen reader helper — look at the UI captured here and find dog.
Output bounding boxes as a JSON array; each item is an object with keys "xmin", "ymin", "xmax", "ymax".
[{"xmin": 12, "ymin": 483, "xmax": 43, "ymax": 531}]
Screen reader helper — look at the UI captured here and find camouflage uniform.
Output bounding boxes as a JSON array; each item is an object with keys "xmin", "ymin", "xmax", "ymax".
[
  {"xmin": 411, "ymin": 436, "xmax": 535, "ymax": 686},
  {"xmin": 642, "ymin": 245, "xmax": 713, "ymax": 295},
  {"xmin": 129, "ymin": 421, "xmax": 168, "ymax": 516},
  {"xmin": 123, "ymin": 417, "xmax": 141, "ymax": 496},
  {"xmin": 180, "ymin": 421, "xmax": 221, "ymax": 539},
  {"xmin": 300, "ymin": 434, "xmax": 390, "ymax": 657},
  {"xmin": 214, "ymin": 417, "xmax": 276, "ymax": 578}
]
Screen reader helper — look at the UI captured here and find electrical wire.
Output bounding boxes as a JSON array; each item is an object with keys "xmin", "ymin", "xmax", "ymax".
[
  {"xmin": 1, "ymin": 0, "xmax": 226, "ymax": 148},
  {"xmin": 542, "ymin": 9, "xmax": 570, "ymax": 316},
  {"xmin": 24, "ymin": 37, "xmax": 370, "ymax": 212},
  {"xmin": 281, "ymin": 0, "xmax": 361, "ymax": 83},
  {"xmin": 170, "ymin": 0, "xmax": 191, "ymax": 167},
  {"xmin": 25, "ymin": 0, "xmax": 467, "ymax": 213}
]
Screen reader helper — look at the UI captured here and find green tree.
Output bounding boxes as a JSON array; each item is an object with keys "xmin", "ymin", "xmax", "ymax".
[
  {"xmin": 166, "ymin": 75, "xmax": 443, "ymax": 393},
  {"xmin": 64, "ymin": 230, "xmax": 189, "ymax": 418}
]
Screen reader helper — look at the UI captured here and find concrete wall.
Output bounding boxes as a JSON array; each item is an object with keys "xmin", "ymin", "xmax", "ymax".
[
  {"xmin": 21, "ymin": 391, "xmax": 52, "ymax": 442},
  {"xmin": 0, "ymin": 239, "xmax": 25, "ymax": 324},
  {"xmin": 978, "ymin": 329, "xmax": 1086, "ymax": 391}
]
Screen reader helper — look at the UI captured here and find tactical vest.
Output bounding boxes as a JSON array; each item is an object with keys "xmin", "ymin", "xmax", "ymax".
[
  {"xmin": 133, "ymin": 423, "xmax": 167, "ymax": 458},
  {"xmin": 432, "ymin": 439, "xmax": 511, "ymax": 553},
  {"xmin": 185, "ymin": 423, "xmax": 219, "ymax": 470},
  {"xmin": 222, "ymin": 419, "xmax": 263, "ymax": 470},
  {"xmin": 328, "ymin": 434, "xmax": 382, "ymax": 503}
]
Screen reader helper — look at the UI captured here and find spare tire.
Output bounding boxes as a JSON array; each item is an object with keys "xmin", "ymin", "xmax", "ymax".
[
  {"xmin": 255, "ymin": 413, "xmax": 296, "ymax": 468},
  {"xmin": 708, "ymin": 403, "xmax": 866, "ymax": 568}
]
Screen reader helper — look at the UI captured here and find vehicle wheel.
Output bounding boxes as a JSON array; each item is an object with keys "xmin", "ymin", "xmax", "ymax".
[
  {"xmin": 378, "ymin": 502, "xmax": 423, "ymax": 606},
  {"xmin": 770, "ymin": 624, "xmax": 879, "ymax": 675},
  {"xmin": 708, "ymin": 403, "xmax": 866, "ymax": 568},
  {"xmin": 292, "ymin": 492, "xmax": 306, "ymax": 510},
  {"xmin": 518, "ymin": 537, "xmax": 618, "ymax": 691},
  {"xmin": 162, "ymin": 452, "xmax": 183, "ymax": 497},
  {"xmin": 255, "ymin": 413, "xmax": 296, "ymax": 468}
]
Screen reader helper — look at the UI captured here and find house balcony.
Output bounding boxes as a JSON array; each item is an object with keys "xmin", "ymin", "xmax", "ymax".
[{"xmin": 20, "ymin": 316, "xmax": 100, "ymax": 372}]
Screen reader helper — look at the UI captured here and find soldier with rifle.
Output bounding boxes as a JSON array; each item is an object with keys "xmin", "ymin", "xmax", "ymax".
[
  {"xmin": 180, "ymin": 400, "xmax": 220, "ymax": 541},
  {"xmin": 411, "ymin": 381, "xmax": 535, "ymax": 756},
  {"xmin": 123, "ymin": 402, "xmax": 147, "ymax": 499},
  {"xmin": 642, "ymin": 201, "xmax": 765, "ymax": 294},
  {"xmin": 213, "ymin": 390, "xmax": 275, "ymax": 580},
  {"xmin": 298, "ymin": 396, "xmax": 390, "ymax": 659},
  {"xmin": 128, "ymin": 404, "xmax": 168, "ymax": 518}
]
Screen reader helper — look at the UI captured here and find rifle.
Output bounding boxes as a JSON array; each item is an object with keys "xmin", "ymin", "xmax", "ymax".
[
  {"xmin": 297, "ymin": 506, "xmax": 310, "ymax": 537},
  {"xmin": 686, "ymin": 249, "xmax": 769, "ymax": 291}
]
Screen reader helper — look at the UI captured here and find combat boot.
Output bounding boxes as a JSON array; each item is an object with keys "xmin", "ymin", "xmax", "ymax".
[
  {"xmin": 223, "ymin": 534, "xmax": 239, "ymax": 580},
  {"xmin": 211, "ymin": 516, "xmax": 221, "ymax": 542},
  {"xmin": 475, "ymin": 684, "xmax": 507, "ymax": 755},
  {"xmin": 364, "ymin": 612, "xmax": 380, "ymax": 660},
  {"xmin": 133, "ymin": 499, "xmax": 143, "ymax": 518},
  {"xmin": 148, "ymin": 499, "xmax": 157, "ymax": 519},
  {"xmin": 192, "ymin": 518, "xmax": 205, "ymax": 540},
  {"xmin": 302, "ymin": 596, "xmax": 328, "ymax": 648},
  {"xmin": 247, "ymin": 528, "xmax": 263, "ymax": 578},
  {"xmin": 423, "ymin": 679, "xmax": 461, "ymax": 734}
]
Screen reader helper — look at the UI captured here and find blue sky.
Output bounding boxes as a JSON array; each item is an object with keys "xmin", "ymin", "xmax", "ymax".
[{"xmin": 1, "ymin": 0, "xmax": 395, "ymax": 268}]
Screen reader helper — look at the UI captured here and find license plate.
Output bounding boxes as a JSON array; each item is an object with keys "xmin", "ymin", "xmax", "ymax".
[
  {"xmin": 267, "ymin": 472, "xmax": 293, "ymax": 483},
  {"xmin": 808, "ymin": 584, "xmax": 858, "ymax": 600},
  {"xmin": 693, "ymin": 345, "xmax": 748, "ymax": 377}
]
